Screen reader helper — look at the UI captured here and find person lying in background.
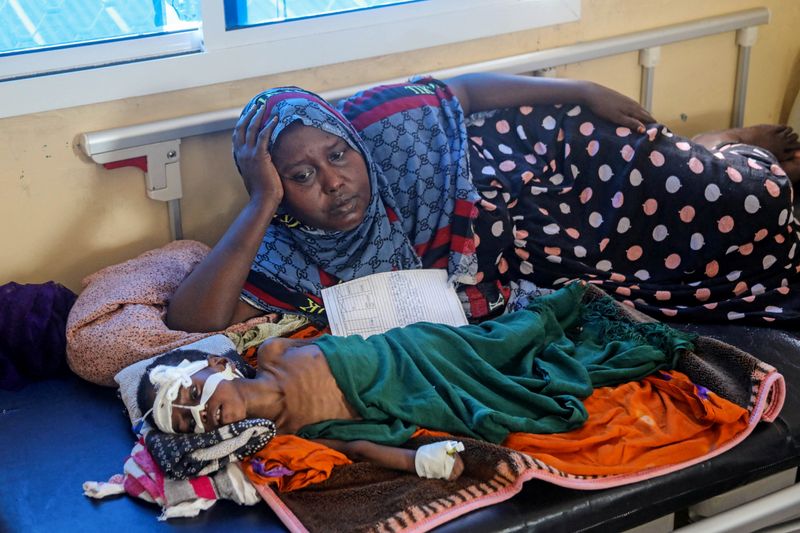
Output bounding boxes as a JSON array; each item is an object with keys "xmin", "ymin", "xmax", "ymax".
[
  {"xmin": 166, "ymin": 72, "xmax": 800, "ymax": 333},
  {"xmin": 145, "ymin": 283, "xmax": 693, "ymax": 481}
]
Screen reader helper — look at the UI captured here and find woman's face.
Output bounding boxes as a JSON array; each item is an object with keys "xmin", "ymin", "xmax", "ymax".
[
  {"xmin": 167, "ymin": 358, "xmax": 247, "ymax": 433},
  {"xmin": 271, "ymin": 122, "xmax": 371, "ymax": 232}
]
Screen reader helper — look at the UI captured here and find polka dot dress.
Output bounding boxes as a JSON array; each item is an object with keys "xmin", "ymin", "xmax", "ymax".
[{"xmin": 466, "ymin": 104, "xmax": 800, "ymax": 323}]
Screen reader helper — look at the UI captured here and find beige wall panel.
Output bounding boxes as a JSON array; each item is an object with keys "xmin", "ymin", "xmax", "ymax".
[{"xmin": 1, "ymin": 0, "xmax": 798, "ymax": 292}]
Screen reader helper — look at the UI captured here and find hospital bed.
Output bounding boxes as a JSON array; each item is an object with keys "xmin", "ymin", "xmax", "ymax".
[{"xmin": 3, "ymin": 8, "xmax": 800, "ymax": 532}]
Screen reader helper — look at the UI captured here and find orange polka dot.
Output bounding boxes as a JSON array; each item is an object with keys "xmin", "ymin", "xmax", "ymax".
[
  {"xmin": 515, "ymin": 229, "xmax": 530, "ymax": 240},
  {"xmin": 610, "ymin": 272, "xmax": 626, "ymax": 282},
  {"xmin": 655, "ymin": 290, "xmax": 671, "ymax": 301},
  {"xmin": 599, "ymin": 238, "xmax": 610, "ymax": 252},
  {"xmin": 705, "ymin": 260, "xmax": 719, "ymax": 277},
  {"xmin": 778, "ymin": 286, "xmax": 790, "ymax": 295},
  {"xmin": 694, "ymin": 288, "xmax": 711, "ymax": 301},
  {"xmin": 726, "ymin": 167, "xmax": 742, "ymax": 182},
  {"xmin": 717, "ymin": 216, "xmax": 734, "ymax": 233},
  {"xmin": 664, "ymin": 254, "xmax": 681, "ymax": 269},
  {"xmin": 704, "ymin": 302, "xmax": 718, "ymax": 310},
  {"xmin": 616, "ymin": 286, "xmax": 632, "ymax": 296},
  {"xmin": 498, "ymin": 257, "xmax": 509, "ymax": 274},
  {"xmin": 566, "ymin": 228, "xmax": 580, "ymax": 239},
  {"xmin": 679, "ymin": 205, "xmax": 695, "ymax": 223},
  {"xmin": 521, "ymin": 171, "xmax": 534, "ymax": 183},
  {"xmin": 738, "ymin": 243, "xmax": 754, "ymax": 256},
  {"xmin": 743, "ymin": 295, "xmax": 756, "ymax": 303},
  {"xmin": 479, "ymin": 199, "xmax": 496, "ymax": 211},
  {"xmin": 579, "ymin": 188, "xmax": 593, "ymax": 204},
  {"xmin": 626, "ymin": 246, "xmax": 643, "ymax": 261},
  {"xmin": 775, "ymin": 234, "xmax": 786, "ymax": 244},
  {"xmin": 754, "ymin": 229, "xmax": 768, "ymax": 241},
  {"xmin": 622, "ymin": 300, "xmax": 635, "ymax": 308},
  {"xmin": 544, "ymin": 246, "xmax": 561, "ymax": 256},
  {"xmin": 661, "ymin": 308, "xmax": 678, "ymax": 317},
  {"xmin": 538, "ymin": 207, "xmax": 549, "ymax": 215},
  {"xmin": 515, "ymin": 248, "xmax": 530, "ymax": 260},
  {"xmin": 650, "ymin": 150, "xmax": 665, "ymax": 166},
  {"xmin": 765, "ymin": 179, "xmax": 781, "ymax": 198},
  {"xmin": 643, "ymin": 198, "xmax": 658, "ymax": 215},
  {"xmin": 496, "ymin": 120, "xmax": 510, "ymax": 134},
  {"xmin": 733, "ymin": 281, "xmax": 748, "ymax": 296}
]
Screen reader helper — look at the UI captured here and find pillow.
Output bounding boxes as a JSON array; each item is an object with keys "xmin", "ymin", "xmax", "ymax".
[{"xmin": 114, "ymin": 334, "xmax": 238, "ymax": 429}]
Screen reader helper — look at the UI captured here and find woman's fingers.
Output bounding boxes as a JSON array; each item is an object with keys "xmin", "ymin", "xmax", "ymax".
[
  {"xmin": 245, "ymin": 104, "xmax": 267, "ymax": 147},
  {"xmin": 257, "ymin": 115, "xmax": 279, "ymax": 154},
  {"xmin": 234, "ymin": 103, "xmax": 259, "ymax": 146}
]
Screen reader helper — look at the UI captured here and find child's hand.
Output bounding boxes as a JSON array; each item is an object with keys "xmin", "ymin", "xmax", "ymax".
[
  {"xmin": 448, "ymin": 452, "xmax": 465, "ymax": 481},
  {"xmin": 415, "ymin": 440, "xmax": 465, "ymax": 480}
]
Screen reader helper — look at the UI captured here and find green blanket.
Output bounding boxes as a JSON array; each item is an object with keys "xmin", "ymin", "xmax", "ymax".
[{"xmin": 299, "ymin": 283, "xmax": 694, "ymax": 445}]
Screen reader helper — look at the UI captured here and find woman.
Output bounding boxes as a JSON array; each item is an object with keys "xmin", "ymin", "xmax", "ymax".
[{"xmin": 166, "ymin": 73, "xmax": 800, "ymax": 332}]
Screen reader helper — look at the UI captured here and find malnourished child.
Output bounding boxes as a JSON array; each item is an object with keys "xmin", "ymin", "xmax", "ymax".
[{"xmin": 138, "ymin": 283, "xmax": 692, "ymax": 481}]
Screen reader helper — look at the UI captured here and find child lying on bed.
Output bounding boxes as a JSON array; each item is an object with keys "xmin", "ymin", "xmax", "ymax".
[{"xmin": 137, "ymin": 283, "xmax": 692, "ymax": 482}]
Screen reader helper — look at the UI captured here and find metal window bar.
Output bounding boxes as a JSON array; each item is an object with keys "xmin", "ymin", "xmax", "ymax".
[{"xmin": 80, "ymin": 7, "xmax": 770, "ymax": 241}]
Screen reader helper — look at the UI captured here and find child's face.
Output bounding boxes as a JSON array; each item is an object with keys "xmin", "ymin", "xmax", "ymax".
[{"xmin": 169, "ymin": 358, "xmax": 248, "ymax": 433}]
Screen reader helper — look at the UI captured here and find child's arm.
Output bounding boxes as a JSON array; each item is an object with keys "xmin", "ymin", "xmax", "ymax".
[{"xmin": 314, "ymin": 439, "xmax": 465, "ymax": 481}]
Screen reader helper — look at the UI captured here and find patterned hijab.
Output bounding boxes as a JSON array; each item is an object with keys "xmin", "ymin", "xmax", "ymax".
[{"xmin": 240, "ymin": 81, "xmax": 479, "ymax": 319}]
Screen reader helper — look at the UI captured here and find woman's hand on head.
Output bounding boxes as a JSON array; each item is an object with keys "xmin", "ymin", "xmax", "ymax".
[
  {"xmin": 582, "ymin": 82, "xmax": 655, "ymax": 134},
  {"xmin": 233, "ymin": 104, "xmax": 284, "ymax": 206}
]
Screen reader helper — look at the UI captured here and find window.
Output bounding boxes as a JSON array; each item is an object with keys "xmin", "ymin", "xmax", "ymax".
[{"xmin": 0, "ymin": 0, "xmax": 580, "ymax": 118}]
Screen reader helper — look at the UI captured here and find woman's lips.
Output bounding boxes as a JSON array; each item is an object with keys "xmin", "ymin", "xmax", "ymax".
[{"xmin": 329, "ymin": 196, "xmax": 356, "ymax": 216}]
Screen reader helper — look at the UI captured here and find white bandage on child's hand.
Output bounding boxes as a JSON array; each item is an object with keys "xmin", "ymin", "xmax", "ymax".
[{"xmin": 414, "ymin": 440, "xmax": 465, "ymax": 479}]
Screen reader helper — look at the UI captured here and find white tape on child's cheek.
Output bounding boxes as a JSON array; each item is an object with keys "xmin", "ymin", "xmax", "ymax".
[{"xmin": 414, "ymin": 440, "xmax": 465, "ymax": 479}]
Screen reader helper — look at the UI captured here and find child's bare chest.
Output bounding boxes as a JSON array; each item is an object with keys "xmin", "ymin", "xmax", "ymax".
[{"xmin": 271, "ymin": 348, "xmax": 359, "ymax": 433}]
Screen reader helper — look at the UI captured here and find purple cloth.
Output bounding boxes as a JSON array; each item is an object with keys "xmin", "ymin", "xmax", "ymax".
[{"xmin": 0, "ymin": 281, "xmax": 77, "ymax": 390}]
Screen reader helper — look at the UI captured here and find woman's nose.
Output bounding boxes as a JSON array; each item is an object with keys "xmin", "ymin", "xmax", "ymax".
[{"xmin": 319, "ymin": 167, "xmax": 344, "ymax": 194}]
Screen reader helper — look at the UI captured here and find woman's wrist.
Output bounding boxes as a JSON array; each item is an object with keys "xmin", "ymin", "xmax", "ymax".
[
  {"xmin": 573, "ymin": 79, "xmax": 597, "ymax": 106},
  {"xmin": 248, "ymin": 190, "xmax": 282, "ymax": 216}
]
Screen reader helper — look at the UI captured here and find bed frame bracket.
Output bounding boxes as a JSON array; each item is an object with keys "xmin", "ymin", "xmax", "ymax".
[{"xmin": 81, "ymin": 139, "xmax": 184, "ymax": 240}]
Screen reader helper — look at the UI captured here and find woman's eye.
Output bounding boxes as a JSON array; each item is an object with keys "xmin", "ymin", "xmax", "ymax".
[
  {"xmin": 330, "ymin": 150, "xmax": 345, "ymax": 162},
  {"xmin": 290, "ymin": 169, "xmax": 313, "ymax": 183}
]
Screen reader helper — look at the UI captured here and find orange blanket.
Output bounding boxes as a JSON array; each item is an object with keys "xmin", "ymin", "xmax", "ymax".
[
  {"xmin": 243, "ymin": 435, "xmax": 351, "ymax": 492},
  {"xmin": 503, "ymin": 370, "xmax": 748, "ymax": 475}
]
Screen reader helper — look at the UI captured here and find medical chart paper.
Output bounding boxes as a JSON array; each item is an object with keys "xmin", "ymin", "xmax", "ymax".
[{"xmin": 321, "ymin": 269, "xmax": 468, "ymax": 337}]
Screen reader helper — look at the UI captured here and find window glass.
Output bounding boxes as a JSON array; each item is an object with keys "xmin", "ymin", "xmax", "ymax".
[
  {"xmin": 225, "ymin": 0, "xmax": 418, "ymax": 29},
  {"xmin": 0, "ymin": 0, "xmax": 201, "ymax": 55}
]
